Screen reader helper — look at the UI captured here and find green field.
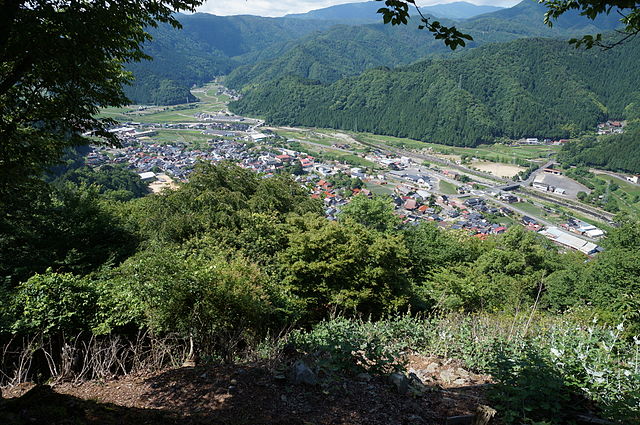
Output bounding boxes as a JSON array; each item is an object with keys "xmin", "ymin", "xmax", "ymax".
[
  {"xmin": 272, "ymin": 128, "xmax": 370, "ymax": 153},
  {"xmin": 354, "ymin": 132, "xmax": 558, "ymax": 164},
  {"xmin": 273, "ymin": 129, "xmax": 334, "ymax": 146},
  {"xmin": 367, "ymin": 182, "xmax": 394, "ymax": 196},
  {"xmin": 513, "ymin": 201, "xmax": 547, "ymax": 217},
  {"xmin": 151, "ymin": 129, "xmax": 214, "ymax": 145},
  {"xmin": 567, "ymin": 172, "xmax": 640, "ymax": 218},
  {"xmin": 438, "ymin": 180, "xmax": 459, "ymax": 195},
  {"xmin": 597, "ymin": 175, "xmax": 640, "ymax": 217},
  {"xmin": 99, "ymin": 82, "xmax": 232, "ymax": 123}
]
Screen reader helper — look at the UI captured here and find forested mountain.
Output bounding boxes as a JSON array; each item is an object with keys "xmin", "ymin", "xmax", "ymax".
[
  {"xmin": 284, "ymin": 1, "xmax": 504, "ymax": 22},
  {"xmin": 420, "ymin": 1, "xmax": 504, "ymax": 20},
  {"xmin": 230, "ymin": 37, "xmax": 640, "ymax": 146},
  {"xmin": 465, "ymin": 0, "xmax": 621, "ymax": 36},
  {"xmin": 223, "ymin": 22, "xmax": 447, "ymax": 90},
  {"xmin": 559, "ymin": 121, "xmax": 640, "ymax": 174},
  {"xmin": 128, "ymin": 1, "xmax": 626, "ymax": 105},
  {"xmin": 124, "ymin": 14, "xmax": 337, "ymax": 104},
  {"xmin": 224, "ymin": 1, "xmax": 626, "ymax": 92}
]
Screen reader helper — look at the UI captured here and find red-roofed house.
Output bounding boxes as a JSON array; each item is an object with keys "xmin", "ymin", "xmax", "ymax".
[{"xmin": 404, "ymin": 199, "xmax": 417, "ymax": 210}]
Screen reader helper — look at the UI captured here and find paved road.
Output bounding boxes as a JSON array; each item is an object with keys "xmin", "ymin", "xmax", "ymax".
[
  {"xmin": 591, "ymin": 169, "xmax": 639, "ymax": 186},
  {"xmin": 522, "ymin": 160, "xmax": 556, "ymax": 186}
]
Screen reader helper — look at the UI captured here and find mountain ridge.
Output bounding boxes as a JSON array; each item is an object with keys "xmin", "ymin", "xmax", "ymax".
[{"xmin": 284, "ymin": 1, "xmax": 505, "ymax": 21}]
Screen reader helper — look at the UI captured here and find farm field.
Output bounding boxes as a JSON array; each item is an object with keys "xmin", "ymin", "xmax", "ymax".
[
  {"xmin": 283, "ymin": 139, "xmax": 378, "ymax": 169},
  {"xmin": 472, "ymin": 161, "xmax": 524, "ymax": 178},
  {"xmin": 513, "ymin": 201, "xmax": 548, "ymax": 218},
  {"xmin": 596, "ymin": 175, "xmax": 640, "ymax": 217},
  {"xmin": 353, "ymin": 132, "xmax": 559, "ymax": 164},
  {"xmin": 565, "ymin": 171, "xmax": 640, "ymax": 218},
  {"xmin": 151, "ymin": 129, "xmax": 215, "ymax": 145},
  {"xmin": 438, "ymin": 180, "xmax": 459, "ymax": 195},
  {"xmin": 99, "ymin": 82, "xmax": 233, "ymax": 123},
  {"xmin": 271, "ymin": 128, "xmax": 334, "ymax": 146},
  {"xmin": 271, "ymin": 128, "xmax": 370, "ymax": 153},
  {"xmin": 366, "ymin": 182, "xmax": 394, "ymax": 196}
]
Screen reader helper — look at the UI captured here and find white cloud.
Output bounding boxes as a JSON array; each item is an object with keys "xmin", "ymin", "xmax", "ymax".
[
  {"xmin": 196, "ymin": 0, "xmax": 364, "ymax": 17},
  {"xmin": 196, "ymin": 0, "xmax": 521, "ymax": 17}
]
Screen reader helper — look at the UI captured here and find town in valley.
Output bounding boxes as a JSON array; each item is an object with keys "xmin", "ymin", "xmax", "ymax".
[{"xmin": 92, "ymin": 82, "xmax": 636, "ymax": 257}]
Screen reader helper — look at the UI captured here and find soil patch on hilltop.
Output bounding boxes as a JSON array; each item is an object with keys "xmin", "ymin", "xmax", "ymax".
[{"xmin": 1, "ymin": 356, "xmax": 491, "ymax": 425}]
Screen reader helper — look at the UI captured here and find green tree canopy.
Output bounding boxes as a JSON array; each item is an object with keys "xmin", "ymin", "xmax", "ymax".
[{"xmin": 0, "ymin": 0, "xmax": 202, "ymax": 194}]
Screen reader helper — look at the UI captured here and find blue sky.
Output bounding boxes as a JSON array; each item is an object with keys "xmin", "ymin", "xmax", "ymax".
[{"xmin": 196, "ymin": 0, "xmax": 522, "ymax": 17}]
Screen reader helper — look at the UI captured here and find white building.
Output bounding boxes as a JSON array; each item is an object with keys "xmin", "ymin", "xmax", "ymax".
[
  {"xmin": 138, "ymin": 171, "xmax": 156, "ymax": 181},
  {"xmin": 539, "ymin": 227, "xmax": 601, "ymax": 255}
]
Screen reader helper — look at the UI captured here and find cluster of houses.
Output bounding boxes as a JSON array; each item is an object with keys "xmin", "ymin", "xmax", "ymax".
[
  {"xmin": 310, "ymin": 179, "xmax": 369, "ymax": 221},
  {"xmin": 449, "ymin": 197, "xmax": 519, "ymax": 236},
  {"xmin": 597, "ymin": 120, "xmax": 625, "ymax": 135},
  {"xmin": 515, "ymin": 138, "xmax": 570, "ymax": 146},
  {"xmin": 93, "ymin": 125, "xmax": 363, "ymax": 185},
  {"xmin": 93, "ymin": 124, "xmax": 607, "ymax": 256},
  {"xmin": 90, "ymin": 139, "xmax": 248, "ymax": 180},
  {"xmin": 388, "ymin": 170, "xmax": 433, "ymax": 189},
  {"xmin": 110, "ymin": 121, "xmax": 250, "ymax": 137},
  {"xmin": 560, "ymin": 218, "xmax": 605, "ymax": 239},
  {"xmin": 387, "ymin": 187, "xmax": 517, "ymax": 236},
  {"xmin": 213, "ymin": 85, "xmax": 240, "ymax": 101}
]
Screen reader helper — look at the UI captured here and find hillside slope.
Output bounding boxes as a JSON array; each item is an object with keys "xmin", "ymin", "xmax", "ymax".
[
  {"xmin": 225, "ymin": 1, "xmax": 625, "ymax": 91},
  {"xmin": 124, "ymin": 14, "xmax": 337, "ymax": 104},
  {"xmin": 230, "ymin": 37, "xmax": 640, "ymax": 146},
  {"xmin": 129, "ymin": 1, "xmax": 626, "ymax": 105}
]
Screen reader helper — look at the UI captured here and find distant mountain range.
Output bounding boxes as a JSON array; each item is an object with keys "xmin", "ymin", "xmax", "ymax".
[
  {"xmin": 224, "ymin": 1, "xmax": 624, "ymax": 90},
  {"xmin": 124, "ymin": 15, "xmax": 337, "ymax": 104},
  {"xmin": 125, "ymin": 0, "xmax": 626, "ymax": 106},
  {"xmin": 284, "ymin": 1, "xmax": 505, "ymax": 22}
]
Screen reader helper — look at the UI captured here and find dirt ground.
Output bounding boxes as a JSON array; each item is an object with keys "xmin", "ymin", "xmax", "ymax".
[
  {"xmin": 148, "ymin": 173, "xmax": 179, "ymax": 193},
  {"xmin": 1, "ymin": 355, "xmax": 492, "ymax": 425},
  {"xmin": 472, "ymin": 162, "xmax": 524, "ymax": 178}
]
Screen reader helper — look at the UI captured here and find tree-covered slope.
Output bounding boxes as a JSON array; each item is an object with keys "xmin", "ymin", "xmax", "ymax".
[
  {"xmin": 230, "ymin": 37, "xmax": 640, "ymax": 147},
  {"xmin": 224, "ymin": 23, "xmax": 448, "ymax": 90},
  {"xmin": 124, "ymin": 13, "xmax": 337, "ymax": 104},
  {"xmin": 559, "ymin": 121, "xmax": 640, "ymax": 174},
  {"xmin": 465, "ymin": 0, "xmax": 622, "ymax": 37},
  {"xmin": 225, "ymin": 0, "xmax": 626, "ymax": 92},
  {"xmin": 129, "ymin": 1, "xmax": 627, "ymax": 105}
]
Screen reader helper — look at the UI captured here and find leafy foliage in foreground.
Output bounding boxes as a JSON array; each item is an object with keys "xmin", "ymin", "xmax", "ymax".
[
  {"xmin": 291, "ymin": 315, "xmax": 640, "ymax": 423},
  {"xmin": 0, "ymin": 0, "xmax": 202, "ymax": 193},
  {"xmin": 2, "ymin": 162, "xmax": 640, "ymax": 422},
  {"xmin": 4, "ymin": 163, "xmax": 640, "ymax": 336}
]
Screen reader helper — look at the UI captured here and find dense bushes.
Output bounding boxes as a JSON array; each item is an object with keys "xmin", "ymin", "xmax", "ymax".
[
  {"xmin": 4, "ymin": 162, "xmax": 640, "ymax": 340},
  {"xmin": 291, "ymin": 315, "xmax": 640, "ymax": 423},
  {"xmin": 1, "ymin": 162, "xmax": 639, "ymax": 422}
]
